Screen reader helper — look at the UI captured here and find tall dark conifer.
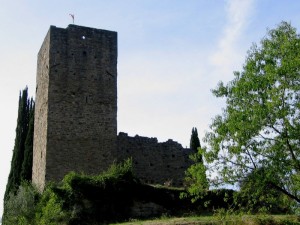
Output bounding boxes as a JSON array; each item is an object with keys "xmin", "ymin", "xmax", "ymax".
[
  {"xmin": 185, "ymin": 127, "xmax": 208, "ymax": 195},
  {"xmin": 4, "ymin": 87, "xmax": 34, "ymax": 201},
  {"xmin": 190, "ymin": 127, "xmax": 201, "ymax": 151},
  {"xmin": 189, "ymin": 127, "xmax": 203, "ymax": 163},
  {"xmin": 21, "ymin": 99, "xmax": 34, "ymax": 181}
]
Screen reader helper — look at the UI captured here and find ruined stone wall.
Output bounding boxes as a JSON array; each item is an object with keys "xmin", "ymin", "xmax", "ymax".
[
  {"xmin": 33, "ymin": 24, "xmax": 193, "ymax": 191},
  {"xmin": 117, "ymin": 132, "xmax": 194, "ymax": 187},
  {"xmin": 33, "ymin": 25, "xmax": 118, "ymax": 191}
]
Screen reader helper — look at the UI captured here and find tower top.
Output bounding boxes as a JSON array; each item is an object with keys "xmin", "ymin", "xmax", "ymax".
[
  {"xmin": 33, "ymin": 24, "xmax": 118, "ymax": 191},
  {"xmin": 49, "ymin": 24, "xmax": 117, "ymax": 34}
]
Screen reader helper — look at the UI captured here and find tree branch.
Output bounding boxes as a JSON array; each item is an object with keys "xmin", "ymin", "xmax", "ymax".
[
  {"xmin": 245, "ymin": 149, "xmax": 257, "ymax": 169},
  {"xmin": 285, "ymin": 135, "xmax": 300, "ymax": 172},
  {"xmin": 270, "ymin": 124, "xmax": 282, "ymax": 135},
  {"xmin": 268, "ymin": 181, "xmax": 300, "ymax": 203},
  {"xmin": 223, "ymin": 158, "xmax": 254, "ymax": 170},
  {"xmin": 258, "ymin": 133, "xmax": 280, "ymax": 142}
]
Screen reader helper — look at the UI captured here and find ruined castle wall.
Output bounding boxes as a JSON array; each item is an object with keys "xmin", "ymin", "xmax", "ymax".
[
  {"xmin": 33, "ymin": 25, "xmax": 118, "ymax": 191},
  {"xmin": 117, "ymin": 132, "xmax": 194, "ymax": 187},
  {"xmin": 33, "ymin": 24, "xmax": 193, "ymax": 191}
]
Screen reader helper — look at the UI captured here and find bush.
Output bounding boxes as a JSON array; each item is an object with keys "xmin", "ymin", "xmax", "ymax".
[
  {"xmin": 2, "ymin": 181, "xmax": 39, "ymax": 225},
  {"xmin": 3, "ymin": 159, "xmax": 135, "ymax": 225},
  {"xmin": 34, "ymin": 185, "xmax": 68, "ymax": 225},
  {"xmin": 60, "ymin": 159, "xmax": 136, "ymax": 224}
]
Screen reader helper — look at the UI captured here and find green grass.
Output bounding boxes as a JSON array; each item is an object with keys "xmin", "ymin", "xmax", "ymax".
[{"xmin": 110, "ymin": 215, "xmax": 300, "ymax": 225}]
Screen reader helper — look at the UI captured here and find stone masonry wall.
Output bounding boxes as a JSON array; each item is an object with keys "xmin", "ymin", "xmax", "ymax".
[
  {"xmin": 32, "ymin": 28, "xmax": 51, "ymax": 191},
  {"xmin": 33, "ymin": 24, "xmax": 194, "ymax": 191},
  {"xmin": 117, "ymin": 132, "xmax": 194, "ymax": 187},
  {"xmin": 33, "ymin": 25, "xmax": 118, "ymax": 191}
]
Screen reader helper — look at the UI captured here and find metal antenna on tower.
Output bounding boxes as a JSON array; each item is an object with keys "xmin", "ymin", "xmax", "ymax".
[{"xmin": 69, "ymin": 14, "xmax": 75, "ymax": 24}]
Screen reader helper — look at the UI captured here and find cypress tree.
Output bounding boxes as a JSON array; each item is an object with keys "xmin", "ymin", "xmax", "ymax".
[
  {"xmin": 190, "ymin": 127, "xmax": 201, "ymax": 151},
  {"xmin": 185, "ymin": 127, "xmax": 208, "ymax": 195},
  {"xmin": 21, "ymin": 98, "xmax": 34, "ymax": 181},
  {"xmin": 4, "ymin": 87, "xmax": 34, "ymax": 201},
  {"xmin": 189, "ymin": 127, "xmax": 202, "ymax": 163}
]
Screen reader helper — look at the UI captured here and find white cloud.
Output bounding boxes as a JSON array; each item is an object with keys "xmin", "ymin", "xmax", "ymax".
[{"xmin": 210, "ymin": 0, "xmax": 255, "ymax": 82}]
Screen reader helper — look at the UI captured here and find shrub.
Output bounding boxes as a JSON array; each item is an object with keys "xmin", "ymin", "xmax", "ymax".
[
  {"xmin": 60, "ymin": 159, "xmax": 136, "ymax": 224},
  {"xmin": 2, "ymin": 181, "xmax": 39, "ymax": 225},
  {"xmin": 34, "ymin": 185, "xmax": 68, "ymax": 225}
]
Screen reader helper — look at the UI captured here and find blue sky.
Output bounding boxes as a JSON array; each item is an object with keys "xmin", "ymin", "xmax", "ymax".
[{"xmin": 1, "ymin": 0, "xmax": 300, "ymax": 216}]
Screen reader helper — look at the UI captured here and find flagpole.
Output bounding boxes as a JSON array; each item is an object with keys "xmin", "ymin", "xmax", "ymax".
[{"xmin": 69, "ymin": 14, "xmax": 75, "ymax": 24}]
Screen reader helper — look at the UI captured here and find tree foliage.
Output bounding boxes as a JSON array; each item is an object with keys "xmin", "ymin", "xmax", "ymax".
[
  {"xmin": 190, "ymin": 22, "xmax": 300, "ymax": 205},
  {"xmin": 3, "ymin": 160, "xmax": 135, "ymax": 225},
  {"xmin": 190, "ymin": 127, "xmax": 201, "ymax": 152},
  {"xmin": 189, "ymin": 127, "xmax": 203, "ymax": 164},
  {"xmin": 183, "ymin": 128, "xmax": 208, "ymax": 200},
  {"xmin": 3, "ymin": 181, "xmax": 39, "ymax": 225},
  {"xmin": 236, "ymin": 168, "xmax": 295, "ymax": 213},
  {"xmin": 21, "ymin": 102, "xmax": 35, "ymax": 181},
  {"xmin": 4, "ymin": 87, "xmax": 34, "ymax": 201}
]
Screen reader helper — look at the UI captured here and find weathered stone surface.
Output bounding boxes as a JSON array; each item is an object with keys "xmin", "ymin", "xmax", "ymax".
[
  {"xmin": 32, "ymin": 25, "xmax": 194, "ymax": 192},
  {"xmin": 129, "ymin": 201, "xmax": 167, "ymax": 218},
  {"xmin": 118, "ymin": 132, "xmax": 194, "ymax": 187},
  {"xmin": 32, "ymin": 25, "xmax": 118, "ymax": 191}
]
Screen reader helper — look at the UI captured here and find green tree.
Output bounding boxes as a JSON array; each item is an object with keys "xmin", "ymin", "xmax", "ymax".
[
  {"xmin": 190, "ymin": 127, "xmax": 202, "ymax": 162},
  {"xmin": 190, "ymin": 127, "xmax": 201, "ymax": 151},
  {"xmin": 192, "ymin": 21, "xmax": 300, "ymax": 204},
  {"xmin": 183, "ymin": 128, "xmax": 208, "ymax": 200},
  {"xmin": 236, "ymin": 167, "xmax": 294, "ymax": 213},
  {"xmin": 21, "ymin": 100, "xmax": 34, "ymax": 181},
  {"xmin": 4, "ymin": 87, "xmax": 34, "ymax": 201},
  {"xmin": 3, "ymin": 182, "xmax": 39, "ymax": 225}
]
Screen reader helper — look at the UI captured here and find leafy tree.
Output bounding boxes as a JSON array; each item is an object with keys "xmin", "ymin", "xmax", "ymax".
[
  {"xmin": 4, "ymin": 87, "xmax": 34, "ymax": 201},
  {"xmin": 183, "ymin": 128, "xmax": 208, "ymax": 200},
  {"xmin": 236, "ymin": 167, "xmax": 294, "ymax": 213},
  {"xmin": 192, "ymin": 21, "xmax": 300, "ymax": 204},
  {"xmin": 3, "ymin": 181, "xmax": 39, "ymax": 225}
]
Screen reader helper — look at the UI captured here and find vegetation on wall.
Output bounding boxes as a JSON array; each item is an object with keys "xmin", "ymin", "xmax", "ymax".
[
  {"xmin": 2, "ymin": 159, "xmax": 241, "ymax": 225},
  {"xmin": 185, "ymin": 21, "xmax": 300, "ymax": 211},
  {"xmin": 4, "ymin": 21, "xmax": 300, "ymax": 225},
  {"xmin": 2, "ymin": 160, "xmax": 134, "ymax": 225}
]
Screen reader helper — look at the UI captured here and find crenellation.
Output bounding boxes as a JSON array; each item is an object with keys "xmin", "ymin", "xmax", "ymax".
[
  {"xmin": 32, "ymin": 25, "xmax": 193, "ymax": 192},
  {"xmin": 117, "ymin": 133, "xmax": 194, "ymax": 186}
]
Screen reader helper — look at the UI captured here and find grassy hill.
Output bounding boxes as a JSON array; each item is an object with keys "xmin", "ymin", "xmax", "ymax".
[
  {"xmin": 2, "ymin": 160, "xmax": 296, "ymax": 225},
  {"xmin": 111, "ymin": 215, "xmax": 300, "ymax": 225}
]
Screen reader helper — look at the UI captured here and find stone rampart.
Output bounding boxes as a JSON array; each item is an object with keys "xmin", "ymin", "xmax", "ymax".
[
  {"xmin": 33, "ymin": 24, "xmax": 194, "ymax": 191},
  {"xmin": 117, "ymin": 132, "xmax": 194, "ymax": 187}
]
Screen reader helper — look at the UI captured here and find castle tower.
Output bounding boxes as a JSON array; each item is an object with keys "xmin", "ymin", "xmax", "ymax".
[{"xmin": 32, "ymin": 25, "xmax": 118, "ymax": 191}]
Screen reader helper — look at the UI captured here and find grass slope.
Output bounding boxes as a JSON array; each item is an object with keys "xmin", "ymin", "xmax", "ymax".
[{"xmin": 111, "ymin": 215, "xmax": 300, "ymax": 225}]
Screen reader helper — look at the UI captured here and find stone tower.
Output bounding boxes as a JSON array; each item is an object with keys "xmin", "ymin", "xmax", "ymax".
[{"xmin": 32, "ymin": 25, "xmax": 118, "ymax": 191}]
